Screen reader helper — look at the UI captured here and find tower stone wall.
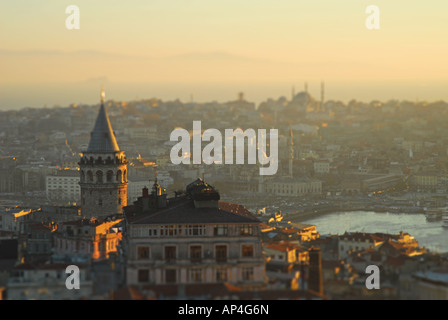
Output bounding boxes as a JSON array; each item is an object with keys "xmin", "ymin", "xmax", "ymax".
[
  {"xmin": 79, "ymin": 89, "xmax": 128, "ymax": 219},
  {"xmin": 79, "ymin": 152, "xmax": 128, "ymax": 218}
]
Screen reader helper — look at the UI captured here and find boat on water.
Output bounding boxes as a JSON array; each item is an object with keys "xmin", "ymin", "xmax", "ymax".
[
  {"xmin": 425, "ymin": 208, "xmax": 444, "ymax": 222},
  {"xmin": 443, "ymin": 212, "xmax": 448, "ymax": 228}
]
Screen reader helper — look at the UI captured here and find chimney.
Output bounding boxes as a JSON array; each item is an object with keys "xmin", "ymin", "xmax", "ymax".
[
  {"xmin": 142, "ymin": 186, "xmax": 149, "ymax": 198},
  {"xmin": 308, "ymin": 247, "xmax": 324, "ymax": 296}
]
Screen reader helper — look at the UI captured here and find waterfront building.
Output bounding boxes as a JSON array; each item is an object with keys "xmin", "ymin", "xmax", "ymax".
[
  {"xmin": 411, "ymin": 172, "xmax": 440, "ymax": 192},
  {"xmin": 338, "ymin": 232, "xmax": 385, "ymax": 259},
  {"xmin": 264, "ymin": 177, "xmax": 322, "ymax": 197}
]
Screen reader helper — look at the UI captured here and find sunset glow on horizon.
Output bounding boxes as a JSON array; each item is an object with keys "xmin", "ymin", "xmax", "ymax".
[{"xmin": 1, "ymin": 1, "xmax": 448, "ymax": 108}]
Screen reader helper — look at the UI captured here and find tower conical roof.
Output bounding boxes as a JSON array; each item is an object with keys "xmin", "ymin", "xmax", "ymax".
[{"xmin": 86, "ymin": 89, "xmax": 120, "ymax": 153}]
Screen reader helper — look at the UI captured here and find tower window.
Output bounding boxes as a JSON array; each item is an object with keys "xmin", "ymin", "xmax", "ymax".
[
  {"xmin": 106, "ymin": 170, "xmax": 113, "ymax": 182},
  {"xmin": 98, "ymin": 199, "xmax": 103, "ymax": 206},
  {"xmin": 96, "ymin": 170, "xmax": 103, "ymax": 183},
  {"xmin": 87, "ymin": 171, "xmax": 93, "ymax": 182}
]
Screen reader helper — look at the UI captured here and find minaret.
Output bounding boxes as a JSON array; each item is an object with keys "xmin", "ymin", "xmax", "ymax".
[
  {"xmin": 289, "ymin": 124, "xmax": 294, "ymax": 178},
  {"xmin": 78, "ymin": 88, "xmax": 128, "ymax": 219},
  {"xmin": 320, "ymin": 81, "xmax": 325, "ymax": 112}
]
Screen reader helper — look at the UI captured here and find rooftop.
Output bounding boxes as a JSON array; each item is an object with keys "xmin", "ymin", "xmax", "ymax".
[
  {"xmin": 129, "ymin": 199, "xmax": 259, "ymax": 225},
  {"xmin": 86, "ymin": 90, "xmax": 120, "ymax": 153}
]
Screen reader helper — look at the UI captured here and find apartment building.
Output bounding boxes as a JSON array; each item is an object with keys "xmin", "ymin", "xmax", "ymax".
[{"xmin": 124, "ymin": 179, "xmax": 267, "ymax": 291}]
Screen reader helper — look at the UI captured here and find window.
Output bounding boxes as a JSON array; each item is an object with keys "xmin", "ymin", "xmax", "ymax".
[
  {"xmin": 165, "ymin": 246, "xmax": 176, "ymax": 262},
  {"xmin": 137, "ymin": 246, "xmax": 149, "ymax": 260},
  {"xmin": 190, "ymin": 268, "xmax": 202, "ymax": 283},
  {"xmin": 96, "ymin": 170, "xmax": 103, "ymax": 183},
  {"xmin": 216, "ymin": 268, "xmax": 228, "ymax": 282},
  {"xmin": 148, "ymin": 228, "xmax": 158, "ymax": 236},
  {"xmin": 242, "ymin": 267, "xmax": 254, "ymax": 281},
  {"xmin": 165, "ymin": 269, "xmax": 176, "ymax": 283},
  {"xmin": 214, "ymin": 224, "xmax": 228, "ymax": 236},
  {"xmin": 190, "ymin": 246, "xmax": 202, "ymax": 262},
  {"xmin": 160, "ymin": 225, "xmax": 182, "ymax": 236},
  {"xmin": 185, "ymin": 225, "xmax": 206, "ymax": 236},
  {"xmin": 240, "ymin": 224, "xmax": 253, "ymax": 236},
  {"xmin": 242, "ymin": 245, "xmax": 254, "ymax": 258},
  {"xmin": 216, "ymin": 245, "xmax": 227, "ymax": 262},
  {"xmin": 106, "ymin": 170, "xmax": 113, "ymax": 182},
  {"xmin": 138, "ymin": 269, "xmax": 149, "ymax": 283}
]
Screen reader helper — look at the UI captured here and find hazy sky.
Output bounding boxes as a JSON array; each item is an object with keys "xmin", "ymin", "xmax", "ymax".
[{"xmin": 1, "ymin": 1, "xmax": 448, "ymax": 109}]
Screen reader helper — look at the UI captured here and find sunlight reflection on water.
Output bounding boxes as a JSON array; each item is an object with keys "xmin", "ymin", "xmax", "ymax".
[{"xmin": 301, "ymin": 211, "xmax": 448, "ymax": 253}]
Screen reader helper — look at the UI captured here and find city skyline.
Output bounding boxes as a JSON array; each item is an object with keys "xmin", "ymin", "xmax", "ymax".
[
  {"xmin": 2, "ymin": 71, "xmax": 448, "ymax": 300},
  {"xmin": 2, "ymin": 1, "xmax": 448, "ymax": 301},
  {"xmin": 1, "ymin": 1, "xmax": 448, "ymax": 109}
]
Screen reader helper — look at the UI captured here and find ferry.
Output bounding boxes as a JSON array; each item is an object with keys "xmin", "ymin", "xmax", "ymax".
[
  {"xmin": 425, "ymin": 208, "xmax": 444, "ymax": 222},
  {"xmin": 443, "ymin": 212, "xmax": 448, "ymax": 228}
]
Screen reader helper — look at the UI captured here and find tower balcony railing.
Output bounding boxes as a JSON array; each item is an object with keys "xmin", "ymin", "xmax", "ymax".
[{"xmin": 79, "ymin": 158, "xmax": 128, "ymax": 166}]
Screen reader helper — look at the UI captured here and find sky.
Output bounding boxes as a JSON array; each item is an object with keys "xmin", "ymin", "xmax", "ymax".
[{"xmin": 1, "ymin": 1, "xmax": 448, "ymax": 109}]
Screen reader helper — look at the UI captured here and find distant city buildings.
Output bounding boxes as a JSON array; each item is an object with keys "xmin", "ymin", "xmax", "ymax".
[
  {"xmin": 46, "ymin": 169, "xmax": 80, "ymax": 203},
  {"xmin": 0, "ymin": 88, "xmax": 448, "ymax": 299}
]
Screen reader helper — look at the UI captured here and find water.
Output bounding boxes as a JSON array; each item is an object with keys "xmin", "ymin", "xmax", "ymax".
[{"xmin": 300, "ymin": 211, "xmax": 448, "ymax": 253}]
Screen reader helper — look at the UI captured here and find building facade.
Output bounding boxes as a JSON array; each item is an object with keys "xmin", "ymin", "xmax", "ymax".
[
  {"xmin": 53, "ymin": 218, "xmax": 123, "ymax": 262},
  {"xmin": 264, "ymin": 178, "xmax": 322, "ymax": 197},
  {"xmin": 46, "ymin": 169, "xmax": 80, "ymax": 203},
  {"xmin": 124, "ymin": 179, "xmax": 267, "ymax": 291}
]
